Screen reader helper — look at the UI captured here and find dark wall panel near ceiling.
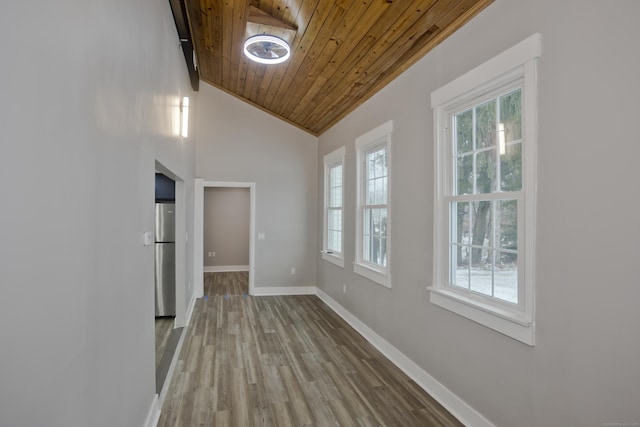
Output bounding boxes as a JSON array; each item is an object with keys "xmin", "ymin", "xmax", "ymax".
[{"xmin": 155, "ymin": 173, "xmax": 176, "ymax": 201}]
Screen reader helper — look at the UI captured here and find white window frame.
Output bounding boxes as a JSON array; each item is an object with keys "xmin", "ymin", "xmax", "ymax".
[
  {"xmin": 355, "ymin": 121, "xmax": 392, "ymax": 288},
  {"xmin": 429, "ymin": 34, "xmax": 541, "ymax": 345},
  {"xmin": 322, "ymin": 146, "xmax": 345, "ymax": 267}
]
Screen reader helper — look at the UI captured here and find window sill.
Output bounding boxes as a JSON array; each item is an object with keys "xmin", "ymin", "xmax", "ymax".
[
  {"xmin": 354, "ymin": 262, "xmax": 391, "ymax": 288},
  {"xmin": 321, "ymin": 251, "xmax": 344, "ymax": 267},
  {"xmin": 428, "ymin": 286, "xmax": 534, "ymax": 346}
]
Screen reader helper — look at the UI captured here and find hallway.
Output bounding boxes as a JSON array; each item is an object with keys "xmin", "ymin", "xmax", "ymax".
[{"xmin": 158, "ymin": 273, "xmax": 461, "ymax": 426}]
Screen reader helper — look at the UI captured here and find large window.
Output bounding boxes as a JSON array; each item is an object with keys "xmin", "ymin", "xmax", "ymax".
[
  {"xmin": 355, "ymin": 121, "xmax": 392, "ymax": 287},
  {"xmin": 430, "ymin": 34, "xmax": 540, "ymax": 345},
  {"xmin": 322, "ymin": 147, "xmax": 345, "ymax": 267}
]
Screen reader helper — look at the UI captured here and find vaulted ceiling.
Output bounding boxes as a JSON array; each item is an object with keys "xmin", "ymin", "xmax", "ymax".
[{"xmin": 185, "ymin": 0, "xmax": 493, "ymax": 136}]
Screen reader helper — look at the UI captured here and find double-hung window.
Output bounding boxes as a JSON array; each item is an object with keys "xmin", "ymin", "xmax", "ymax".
[
  {"xmin": 322, "ymin": 147, "xmax": 345, "ymax": 267},
  {"xmin": 355, "ymin": 121, "xmax": 392, "ymax": 287},
  {"xmin": 430, "ymin": 34, "xmax": 540, "ymax": 345}
]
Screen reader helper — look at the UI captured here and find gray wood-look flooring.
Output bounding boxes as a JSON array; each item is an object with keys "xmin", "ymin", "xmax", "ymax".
[
  {"xmin": 156, "ymin": 317, "xmax": 175, "ymax": 370},
  {"xmin": 159, "ymin": 272, "xmax": 462, "ymax": 426},
  {"xmin": 204, "ymin": 271, "xmax": 249, "ymax": 296}
]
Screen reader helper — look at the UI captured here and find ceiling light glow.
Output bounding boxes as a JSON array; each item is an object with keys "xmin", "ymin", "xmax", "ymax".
[{"xmin": 243, "ymin": 35, "xmax": 290, "ymax": 65}]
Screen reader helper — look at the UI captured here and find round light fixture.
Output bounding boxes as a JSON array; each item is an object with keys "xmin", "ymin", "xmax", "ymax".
[{"xmin": 243, "ymin": 34, "xmax": 290, "ymax": 65}]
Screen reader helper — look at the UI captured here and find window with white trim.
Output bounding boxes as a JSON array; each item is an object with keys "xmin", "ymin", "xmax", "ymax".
[
  {"xmin": 355, "ymin": 121, "xmax": 392, "ymax": 287},
  {"xmin": 430, "ymin": 34, "xmax": 540, "ymax": 345},
  {"xmin": 322, "ymin": 147, "xmax": 345, "ymax": 267}
]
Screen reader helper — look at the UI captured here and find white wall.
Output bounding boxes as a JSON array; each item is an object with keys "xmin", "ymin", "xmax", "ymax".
[
  {"xmin": 0, "ymin": 1, "xmax": 196, "ymax": 426},
  {"xmin": 203, "ymin": 187, "xmax": 250, "ymax": 267},
  {"xmin": 196, "ymin": 84, "xmax": 317, "ymax": 289},
  {"xmin": 317, "ymin": 0, "xmax": 640, "ymax": 426}
]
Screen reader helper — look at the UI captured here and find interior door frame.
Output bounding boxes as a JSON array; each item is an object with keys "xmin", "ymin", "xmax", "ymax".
[
  {"xmin": 194, "ymin": 179, "xmax": 256, "ymax": 297},
  {"xmin": 155, "ymin": 161, "xmax": 187, "ymax": 328}
]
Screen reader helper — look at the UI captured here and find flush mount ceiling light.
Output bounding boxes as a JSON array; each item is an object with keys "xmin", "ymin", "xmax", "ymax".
[{"xmin": 243, "ymin": 34, "xmax": 290, "ymax": 65}]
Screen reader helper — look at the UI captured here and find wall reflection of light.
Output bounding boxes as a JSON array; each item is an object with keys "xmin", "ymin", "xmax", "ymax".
[
  {"xmin": 171, "ymin": 95, "xmax": 181, "ymax": 138},
  {"xmin": 181, "ymin": 96, "xmax": 189, "ymax": 138},
  {"xmin": 93, "ymin": 89, "xmax": 187, "ymax": 139}
]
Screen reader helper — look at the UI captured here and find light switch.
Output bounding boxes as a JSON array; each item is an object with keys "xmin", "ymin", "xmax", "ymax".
[
  {"xmin": 258, "ymin": 233, "xmax": 265, "ymax": 240},
  {"xmin": 143, "ymin": 232, "xmax": 153, "ymax": 246}
]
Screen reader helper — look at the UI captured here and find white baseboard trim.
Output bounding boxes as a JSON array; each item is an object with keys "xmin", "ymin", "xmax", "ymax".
[
  {"xmin": 252, "ymin": 286, "xmax": 317, "ymax": 296},
  {"xmin": 203, "ymin": 265, "xmax": 249, "ymax": 273},
  {"xmin": 144, "ymin": 395, "xmax": 161, "ymax": 427},
  {"xmin": 185, "ymin": 293, "xmax": 197, "ymax": 326},
  {"xmin": 315, "ymin": 288, "xmax": 495, "ymax": 427}
]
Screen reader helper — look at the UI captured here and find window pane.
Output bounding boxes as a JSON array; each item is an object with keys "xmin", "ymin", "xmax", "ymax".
[
  {"xmin": 363, "ymin": 228, "xmax": 370, "ymax": 263},
  {"xmin": 381, "ymin": 176, "xmax": 387, "ymax": 205},
  {"xmin": 451, "ymin": 243, "xmax": 469, "ymax": 289},
  {"xmin": 471, "ymin": 201, "xmax": 493, "ymax": 251},
  {"xmin": 475, "ymin": 99, "xmax": 496, "ymax": 149},
  {"xmin": 499, "ymin": 89, "xmax": 522, "ymax": 143},
  {"xmin": 328, "ymin": 230, "xmax": 337, "ymax": 252},
  {"xmin": 500, "ymin": 143, "xmax": 522, "ymax": 191},
  {"xmin": 330, "ymin": 185, "xmax": 342, "ymax": 207},
  {"xmin": 379, "ymin": 237, "xmax": 387, "ymax": 267},
  {"xmin": 497, "ymin": 200, "xmax": 517, "ymax": 251},
  {"xmin": 328, "ymin": 209, "xmax": 342, "ymax": 232},
  {"xmin": 367, "ymin": 148, "xmax": 386, "ymax": 178},
  {"xmin": 329, "ymin": 165, "xmax": 343, "ymax": 207},
  {"xmin": 475, "ymin": 150, "xmax": 496, "ymax": 194},
  {"xmin": 366, "ymin": 147, "xmax": 387, "ymax": 205},
  {"xmin": 495, "ymin": 251, "xmax": 518, "ymax": 303},
  {"xmin": 330, "ymin": 164, "xmax": 342, "ymax": 186},
  {"xmin": 363, "ymin": 208, "xmax": 387, "ymax": 266},
  {"xmin": 470, "ymin": 248, "xmax": 492, "ymax": 296},
  {"xmin": 455, "ymin": 109, "xmax": 473, "ymax": 154},
  {"xmin": 363, "ymin": 209, "xmax": 372, "ymax": 262},
  {"xmin": 456, "ymin": 154, "xmax": 473, "ymax": 195},
  {"xmin": 328, "ymin": 230, "xmax": 341, "ymax": 253},
  {"xmin": 367, "ymin": 177, "xmax": 374, "ymax": 205},
  {"xmin": 452, "ymin": 202, "xmax": 470, "ymax": 245},
  {"xmin": 371, "ymin": 176, "xmax": 386, "ymax": 205},
  {"xmin": 329, "ymin": 207, "xmax": 342, "ymax": 253}
]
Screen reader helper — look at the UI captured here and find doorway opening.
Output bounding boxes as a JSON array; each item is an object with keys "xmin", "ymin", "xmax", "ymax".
[
  {"xmin": 194, "ymin": 180, "xmax": 256, "ymax": 298},
  {"xmin": 154, "ymin": 165, "xmax": 185, "ymax": 394},
  {"xmin": 203, "ymin": 187, "xmax": 250, "ymax": 296}
]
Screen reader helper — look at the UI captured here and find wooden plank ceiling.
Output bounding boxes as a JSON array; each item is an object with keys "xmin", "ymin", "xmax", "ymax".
[{"xmin": 186, "ymin": 0, "xmax": 493, "ymax": 136}]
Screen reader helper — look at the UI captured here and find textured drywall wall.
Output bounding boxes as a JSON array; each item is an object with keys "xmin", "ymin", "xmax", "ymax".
[
  {"xmin": 203, "ymin": 187, "xmax": 250, "ymax": 267},
  {"xmin": 196, "ymin": 84, "xmax": 318, "ymax": 289},
  {"xmin": 0, "ymin": 1, "xmax": 196, "ymax": 426},
  {"xmin": 317, "ymin": 1, "xmax": 640, "ymax": 425}
]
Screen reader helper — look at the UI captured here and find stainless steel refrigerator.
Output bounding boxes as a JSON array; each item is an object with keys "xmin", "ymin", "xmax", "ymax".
[{"xmin": 155, "ymin": 202, "xmax": 176, "ymax": 317}]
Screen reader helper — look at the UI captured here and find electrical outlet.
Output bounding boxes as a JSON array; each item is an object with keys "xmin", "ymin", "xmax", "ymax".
[
  {"xmin": 291, "ymin": 267, "xmax": 296, "ymax": 275},
  {"xmin": 211, "ymin": 252, "xmax": 216, "ymax": 257}
]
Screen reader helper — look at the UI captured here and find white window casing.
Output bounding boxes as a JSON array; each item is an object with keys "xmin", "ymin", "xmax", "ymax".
[
  {"xmin": 355, "ymin": 121, "xmax": 393, "ymax": 288},
  {"xmin": 322, "ymin": 146, "xmax": 345, "ymax": 267},
  {"xmin": 430, "ymin": 34, "xmax": 541, "ymax": 345}
]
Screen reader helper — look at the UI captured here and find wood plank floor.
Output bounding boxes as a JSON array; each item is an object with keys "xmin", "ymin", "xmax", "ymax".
[
  {"xmin": 204, "ymin": 271, "xmax": 249, "ymax": 296},
  {"xmin": 159, "ymin": 274, "xmax": 462, "ymax": 426},
  {"xmin": 156, "ymin": 317, "xmax": 175, "ymax": 371}
]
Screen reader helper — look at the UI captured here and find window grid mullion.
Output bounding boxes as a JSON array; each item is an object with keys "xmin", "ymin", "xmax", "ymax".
[
  {"xmin": 472, "ymin": 106, "xmax": 477, "ymax": 195},
  {"xmin": 496, "ymin": 97, "xmax": 502, "ymax": 193},
  {"xmin": 491, "ymin": 200, "xmax": 496, "ymax": 298}
]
